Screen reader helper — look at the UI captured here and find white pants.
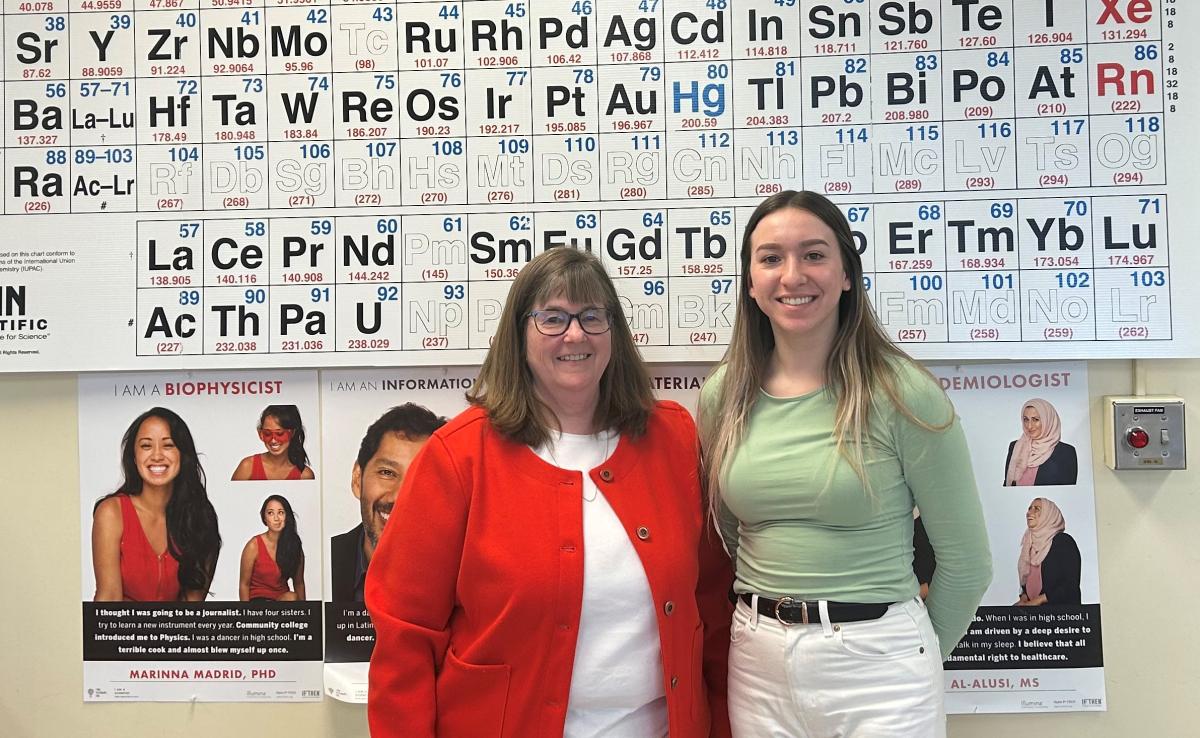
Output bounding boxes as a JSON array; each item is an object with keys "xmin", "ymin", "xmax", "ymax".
[{"xmin": 727, "ymin": 596, "xmax": 946, "ymax": 738}]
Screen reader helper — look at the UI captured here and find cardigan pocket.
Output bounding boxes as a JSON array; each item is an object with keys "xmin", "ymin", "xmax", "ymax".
[{"xmin": 436, "ymin": 648, "xmax": 511, "ymax": 738}]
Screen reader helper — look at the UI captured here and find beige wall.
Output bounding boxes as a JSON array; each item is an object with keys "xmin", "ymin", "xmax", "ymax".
[{"xmin": 2, "ymin": 360, "xmax": 1195, "ymax": 737}]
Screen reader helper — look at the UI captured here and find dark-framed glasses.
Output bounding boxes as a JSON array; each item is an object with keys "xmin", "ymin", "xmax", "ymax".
[{"xmin": 527, "ymin": 308, "xmax": 613, "ymax": 336}]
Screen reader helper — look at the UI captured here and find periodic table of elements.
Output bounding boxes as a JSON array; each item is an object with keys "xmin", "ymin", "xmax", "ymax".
[{"xmin": 0, "ymin": 0, "xmax": 1193, "ymax": 371}]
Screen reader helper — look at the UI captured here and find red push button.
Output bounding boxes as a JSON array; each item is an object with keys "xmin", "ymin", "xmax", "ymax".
[{"xmin": 1127, "ymin": 428, "xmax": 1150, "ymax": 449}]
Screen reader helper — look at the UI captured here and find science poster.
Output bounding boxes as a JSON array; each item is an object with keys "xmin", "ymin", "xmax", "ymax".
[
  {"xmin": 933, "ymin": 361, "xmax": 1104, "ymax": 713},
  {"xmin": 320, "ymin": 366, "xmax": 477, "ymax": 703},
  {"xmin": 79, "ymin": 370, "xmax": 323, "ymax": 702}
]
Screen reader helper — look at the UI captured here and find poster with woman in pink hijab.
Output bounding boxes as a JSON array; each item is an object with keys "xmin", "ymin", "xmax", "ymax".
[{"xmin": 930, "ymin": 362, "xmax": 1102, "ymax": 715}]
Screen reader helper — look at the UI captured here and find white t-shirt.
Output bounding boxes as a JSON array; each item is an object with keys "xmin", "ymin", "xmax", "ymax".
[{"xmin": 533, "ymin": 430, "xmax": 667, "ymax": 738}]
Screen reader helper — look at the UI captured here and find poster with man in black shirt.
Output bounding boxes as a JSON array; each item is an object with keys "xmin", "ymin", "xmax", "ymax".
[{"xmin": 320, "ymin": 368, "xmax": 470, "ymax": 703}]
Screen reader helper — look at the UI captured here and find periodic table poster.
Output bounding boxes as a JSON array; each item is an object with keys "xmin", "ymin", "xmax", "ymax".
[{"xmin": 0, "ymin": 0, "xmax": 1193, "ymax": 371}]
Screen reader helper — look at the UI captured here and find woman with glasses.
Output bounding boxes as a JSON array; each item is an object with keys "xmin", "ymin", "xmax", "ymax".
[
  {"xmin": 366, "ymin": 247, "xmax": 734, "ymax": 738},
  {"xmin": 231, "ymin": 405, "xmax": 315, "ymax": 481}
]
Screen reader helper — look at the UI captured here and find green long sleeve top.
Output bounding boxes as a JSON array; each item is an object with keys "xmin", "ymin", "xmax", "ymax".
[{"xmin": 701, "ymin": 361, "xmax": 992, "ymax": 660}]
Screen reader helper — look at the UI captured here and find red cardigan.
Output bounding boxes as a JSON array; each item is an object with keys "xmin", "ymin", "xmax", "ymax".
[{"xmin": 366, "ymin": 401, "xmax": 733, "ymax": 738}]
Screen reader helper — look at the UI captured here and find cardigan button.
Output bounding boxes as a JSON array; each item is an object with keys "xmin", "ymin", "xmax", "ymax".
[
  {"xmin": 670, "ymin": 675, "xmax": 679, "ymax": 689},
  {"xmin": 599, "ymin": 468, "xmax": 613, "ymax": 482},
  {"xmin": 664, "ymin": 601, "xmax": 675, "ymax": 616},
  {"xmin": 636, "ymin": 526, "xmax": 650, "ymax": 540}
]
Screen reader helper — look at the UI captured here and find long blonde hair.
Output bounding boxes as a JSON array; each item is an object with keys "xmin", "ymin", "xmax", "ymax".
[{"xmin": 699, "ymin": 191, "xmax": 949, "ymax": 517}]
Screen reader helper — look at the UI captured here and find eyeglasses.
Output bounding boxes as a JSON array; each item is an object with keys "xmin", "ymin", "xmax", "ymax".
[
  {"xmin": 259, "ymin": 428, "xmax": 293, "ymax": 442},
  {"xmin": 527, "ymin": 308, "xmax": 613, "ymax": 336}
]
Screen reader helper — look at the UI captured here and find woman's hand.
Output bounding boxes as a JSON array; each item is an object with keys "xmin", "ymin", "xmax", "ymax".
[{"xmin": 91, "ymin": 497, "xmax": 125, "ymax": 601}]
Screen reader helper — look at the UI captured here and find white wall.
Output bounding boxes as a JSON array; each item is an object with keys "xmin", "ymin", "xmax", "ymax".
[{"xmin": 1, "ymin": 359, "xmax": 1196, "ymax": 736}]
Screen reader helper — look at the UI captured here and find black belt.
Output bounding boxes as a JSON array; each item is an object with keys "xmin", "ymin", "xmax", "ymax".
[{"xmin": 739, "ymin": 593, "xmax": 891, "ymax": 626}]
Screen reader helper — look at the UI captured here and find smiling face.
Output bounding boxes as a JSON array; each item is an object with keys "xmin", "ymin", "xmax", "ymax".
[
  {"xmin": 352, "ymin": 432, "xmax": 428, "ymax": 560},
  {"xmin": 524, "ymin": 295, "xmax": 612, "ymax": 421},
  {"xmin": 1022, "ymin": 406, "xmax": 1044, "ymax": 440},
  {"xmin": 262, "ymin": 499, "xmax": 287, "ymax": 532},
  {"xmin": 134, "ymin": 416, "xmax": 181, "ymax": 491},
  {"xmin": 1026, "ymin": 499, "xmax": 1043, "ymax": 529},
  {"xmin": 748, "ymin": 208, "xmax": 851, "ymax": 350},
  {"xmin": 259, "ymin": 415, "xmax": 292, "ymax": 457}
]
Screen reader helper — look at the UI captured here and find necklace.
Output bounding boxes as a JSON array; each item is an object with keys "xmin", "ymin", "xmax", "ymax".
[{"xmin": 544, "ymin": 430, "xmax": 615, "ymax": 503}]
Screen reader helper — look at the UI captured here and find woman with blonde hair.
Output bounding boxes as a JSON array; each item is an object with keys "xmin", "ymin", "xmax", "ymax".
[
  {"xmin": 699, "ymin": 191, "xmax": 991, "ymax": 737},
  {"xmin": 367, "ymin": 247, "xmax": 733, "ymax": 738}
]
